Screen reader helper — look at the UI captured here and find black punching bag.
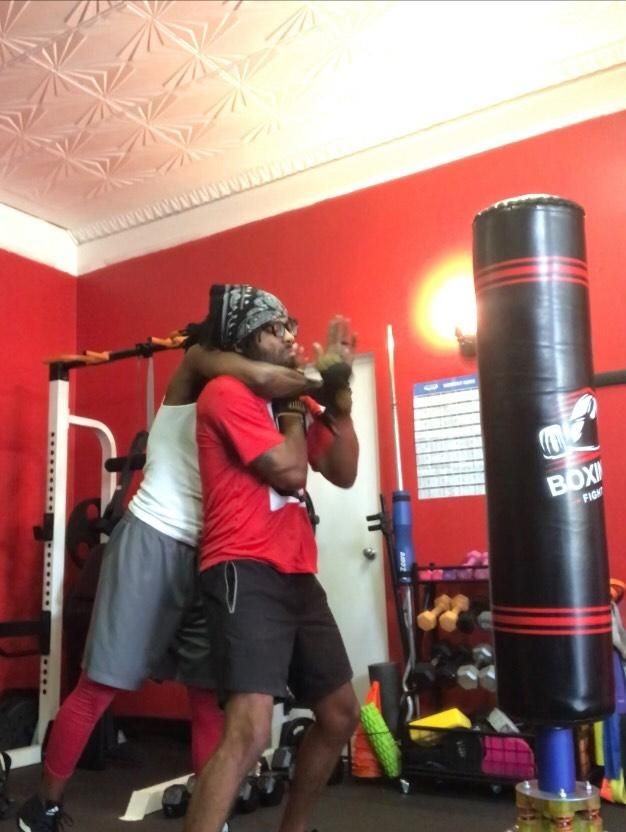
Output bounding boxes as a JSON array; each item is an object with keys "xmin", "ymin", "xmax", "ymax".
[{"xmin": 473, "ymin": 195, "xmax": 613, "ymax": 724}]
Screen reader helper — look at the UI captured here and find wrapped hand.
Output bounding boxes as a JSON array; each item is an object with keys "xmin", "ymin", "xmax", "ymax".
[
  {"xmin": 311, "ymin": 316, "xmax": 356, "ymax": 417},
  {"xmin": 312, "ymin": 315, "xmax": 356, "ymax": 370}
]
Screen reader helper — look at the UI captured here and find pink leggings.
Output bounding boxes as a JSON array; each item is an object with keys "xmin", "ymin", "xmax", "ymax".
[{"xmin": 44, "ymin": 673, "xmax": 223, "ymax": 784}]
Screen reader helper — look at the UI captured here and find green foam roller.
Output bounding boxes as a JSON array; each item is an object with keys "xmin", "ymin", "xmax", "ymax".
[{"xmin": 360, "ymin": 703, "xmax": 401, "ymax": 777}]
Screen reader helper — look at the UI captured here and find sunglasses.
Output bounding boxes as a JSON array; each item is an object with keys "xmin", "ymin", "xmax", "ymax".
[{"xmin": 262, "ymin": 318, "xmax": 299, "ymax": 338}]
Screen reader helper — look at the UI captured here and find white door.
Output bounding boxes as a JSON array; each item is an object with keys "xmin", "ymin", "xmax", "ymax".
[{"xmin": 308, "ymin": 353, "xmax": 388, "ymax": 705}]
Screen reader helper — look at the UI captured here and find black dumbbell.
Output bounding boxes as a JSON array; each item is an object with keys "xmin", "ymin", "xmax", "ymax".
[
  {"xmin": 472, "ymin": 643, "xmax": 493, "ymax": 668},
  {"xmin": 411, "ymin": 643, "xmax": 454, "ymax": 691},
  {"xmin": 162, "ymin": 783, "xmax": 190, "ymax": 819},
  {"xmin": 162, "ymin": 781, "xmax": 232, "ymax": 830},
  {"xmin": 435, "ymin": 646, "xmax": 473, "ymax": 687},
  {"xmin": 161, "ymin": 775, "xmax": 204, "ymax": 820},
  {"xmin": 271, "ymin": 745, "xmax": 296, "ymax": 772},
  {"xmin": 412, "ymin": 644, "xmax": 473, "ymax": 690},
  {"xmin": 275, "ymin": 719, "xmax": 342, "ymax": 785},
  {"xmin": 269, "ymin": 745, "xmax": 295, "ymax": 784},
  {"xmin": 456, "ymin": 599, "xmax": 490, "ymax": 634},
  {"xmin": 258, "ymin": 770, "xmax": 287, "ymax": 807},
  {"xmin": 235, "ymin": 775, "xmax": 259, "ymax": 814}
]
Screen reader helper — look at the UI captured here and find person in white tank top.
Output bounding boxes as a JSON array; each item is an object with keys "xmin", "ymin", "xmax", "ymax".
[
  {"xmin": 128, "ymin": 402, "xmax": 202, "ymax": 546},
  {"xmin": 18, "ymin": 313, "xmax": 321, "ymax": 832}
]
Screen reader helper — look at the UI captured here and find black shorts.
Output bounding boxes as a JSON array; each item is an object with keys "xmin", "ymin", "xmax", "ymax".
[{"xmin": 200, "ymin": 560, "xmax": 352, "ymax": 706}]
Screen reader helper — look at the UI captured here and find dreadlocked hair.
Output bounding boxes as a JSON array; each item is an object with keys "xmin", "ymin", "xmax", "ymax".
[
  {"xmin": 180, "ymin": 306, "xmax": 224, "ymax": 352},
  {"xmin": 181, "ymin": 321, "xmax": 202, "ymax": 351}
]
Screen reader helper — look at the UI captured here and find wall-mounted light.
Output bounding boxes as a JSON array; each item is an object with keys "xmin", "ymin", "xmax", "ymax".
[{"xmin": 412, "ymin": 254, "xmax": 476, "ymax": 354}]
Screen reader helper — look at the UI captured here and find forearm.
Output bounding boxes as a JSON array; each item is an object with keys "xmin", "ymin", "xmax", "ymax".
[
  {"xmin": 252, "ymin": 415, "xmax": 308, "ymax": 491},
  {"xmin": 250, "ymin": 366, "xmax": 321, "ymax": 399},
  {"xmin": 277, "ymin": 416, "xmax": 309, "ymax": 485},
  {"xmin": 310, "ymin": 415, "xmax": 359, "ymax": 488},
  {"xmin": 186, "ymin": 345, "xmax": 319, "ymax": 398}
]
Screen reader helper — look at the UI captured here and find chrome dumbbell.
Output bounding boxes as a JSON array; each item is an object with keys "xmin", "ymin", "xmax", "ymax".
[
  {"xmin": 456, "ymin": 644, "xmax": 494, "ymax": 690},
  {"xmin": 478, "ymin": 664, "xmax": 497, "ymax": 692}
]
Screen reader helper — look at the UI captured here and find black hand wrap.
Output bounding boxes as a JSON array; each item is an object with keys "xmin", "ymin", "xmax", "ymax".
[
  {"xmin": 272, "ymin": 398, "xmax": 307, "ymax": 433},
  {"xmin": 310, "ymin": 360, "xmax": 353, "ymax": 417}
]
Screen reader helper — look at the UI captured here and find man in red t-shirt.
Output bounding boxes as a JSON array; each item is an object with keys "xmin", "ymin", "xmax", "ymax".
[{"xmin": 186, "ymin": 284, "xmax": 360, "ymax": 832}]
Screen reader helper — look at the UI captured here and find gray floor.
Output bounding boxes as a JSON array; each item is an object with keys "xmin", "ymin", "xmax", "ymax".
[{"xmin": 7, "ymin": 732, "xmax": 625, "ymax": 832}]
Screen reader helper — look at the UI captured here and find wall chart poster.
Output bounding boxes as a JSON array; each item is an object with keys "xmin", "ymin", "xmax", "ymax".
[{"xmin": 413, "ymin": 374, "xmax": 485, "ymax": 499}]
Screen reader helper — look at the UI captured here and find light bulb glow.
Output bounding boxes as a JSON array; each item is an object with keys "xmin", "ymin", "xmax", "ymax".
[{"xmin": 412, "ymin": 254, "xmax": 476, "ymax": 350}]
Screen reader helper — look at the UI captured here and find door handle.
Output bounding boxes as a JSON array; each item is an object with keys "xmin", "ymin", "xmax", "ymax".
[{"xmin": 362, "ymin": 547, "xmax": 377, "ymax": 561}]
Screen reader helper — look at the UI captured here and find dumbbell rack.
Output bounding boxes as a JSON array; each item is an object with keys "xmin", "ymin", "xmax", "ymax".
[{"xmin": 400, "ymin": 564, "xmax": 538, "ymax": 791}]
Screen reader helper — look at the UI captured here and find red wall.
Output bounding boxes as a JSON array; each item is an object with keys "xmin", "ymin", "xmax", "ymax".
[
  {"xmin": 0, "ymin": 251, "xmax": 76, "ymax": 693},
  {"xmin": 70, "ymin": 110, "xmax": 626, "ymax": 715}
]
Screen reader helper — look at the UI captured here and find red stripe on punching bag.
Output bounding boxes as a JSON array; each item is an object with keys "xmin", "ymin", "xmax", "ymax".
[
  {"xmin": 475, "ymin": 258, "xmax": 588, "ymax": 294},
  {"xmin": 493, "ymin": 612, "xmax": 611, "ymax": 627},
  {"xmin": 492, "ymin": 604, "xmax": 608, "ymax": 614},
  {"xmin": 495, "ymin": 627, "xmax": 612, "ymax": 636},
  {"xmin": 476, "ymin": 255, "xmax": 587, "ymax": 276}
]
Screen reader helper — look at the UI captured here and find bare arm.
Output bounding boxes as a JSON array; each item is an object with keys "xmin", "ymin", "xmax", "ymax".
[
  {"xmin": 309, "ymin": 414, "xmax": 359, "ymax": 488},
  {"xmin": 165, "ymin": 344, "xmax": 320, "ymax": 405},
  {"xmin": 250, "ymin": 414, "xmax": 308, "ymax": 492},
  {"xmin": 308, "ymin": 315, "xmax": 359, "ymax": 487}
]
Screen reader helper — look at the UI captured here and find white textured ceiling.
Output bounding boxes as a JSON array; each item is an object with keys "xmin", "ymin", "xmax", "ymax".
[{"xmin": 1, "ymin": 0, "xmax": 626, "ymax": 274}]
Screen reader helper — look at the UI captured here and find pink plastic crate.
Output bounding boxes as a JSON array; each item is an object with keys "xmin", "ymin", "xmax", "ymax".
[{"xmin": 482, "ymin": 735, "xmax": 535, "ymax": 779}]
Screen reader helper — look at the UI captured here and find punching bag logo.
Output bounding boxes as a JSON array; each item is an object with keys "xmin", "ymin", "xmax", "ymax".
[{"xmin": 537, "ymin": 391, "xmax": 603, "ymax": 501}]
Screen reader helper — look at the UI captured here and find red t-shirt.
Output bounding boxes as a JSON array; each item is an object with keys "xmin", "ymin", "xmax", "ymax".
[{"xmin": 196, "ymin": 376, "xmax": 329, "ymax": 574}]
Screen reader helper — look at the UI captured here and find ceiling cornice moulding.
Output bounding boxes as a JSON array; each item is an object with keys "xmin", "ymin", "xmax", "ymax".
[
  {"xmin": 1, "ymin": 65, "xmax": 625, "ymax": 278},
  {"xmin": 0, "ymin": 204, "xmax": 77, "ymax": 275},
  {"xmin": 73, "ymin": 65, "xmax": 626, "ymax": 275}
]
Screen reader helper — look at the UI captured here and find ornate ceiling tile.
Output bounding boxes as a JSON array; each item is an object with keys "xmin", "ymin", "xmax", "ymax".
[{"xmin": 0, "ymin": 0, "xmax": 623, "ymax": 264}]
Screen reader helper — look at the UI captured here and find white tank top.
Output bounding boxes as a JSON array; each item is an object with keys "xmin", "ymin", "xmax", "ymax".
[{"xmin": 128, "ymin": 403, "xmax": 201, "ymax": 546}]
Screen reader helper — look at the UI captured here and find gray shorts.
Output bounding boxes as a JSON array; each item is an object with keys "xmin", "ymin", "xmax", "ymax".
[{"xmin": 82, "ymin": 512, "xmax": 212, "ymax": 691}]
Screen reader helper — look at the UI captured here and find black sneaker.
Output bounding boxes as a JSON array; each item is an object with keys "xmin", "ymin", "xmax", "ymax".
[{"xmin": 16, "ymin": 796, "xmax": 71, "ymax": 832}]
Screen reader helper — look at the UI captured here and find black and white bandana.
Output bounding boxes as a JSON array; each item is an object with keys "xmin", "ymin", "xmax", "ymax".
[{"xmin": 209, "ymin": 284, "xmax": 288, "ymax": 349}]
